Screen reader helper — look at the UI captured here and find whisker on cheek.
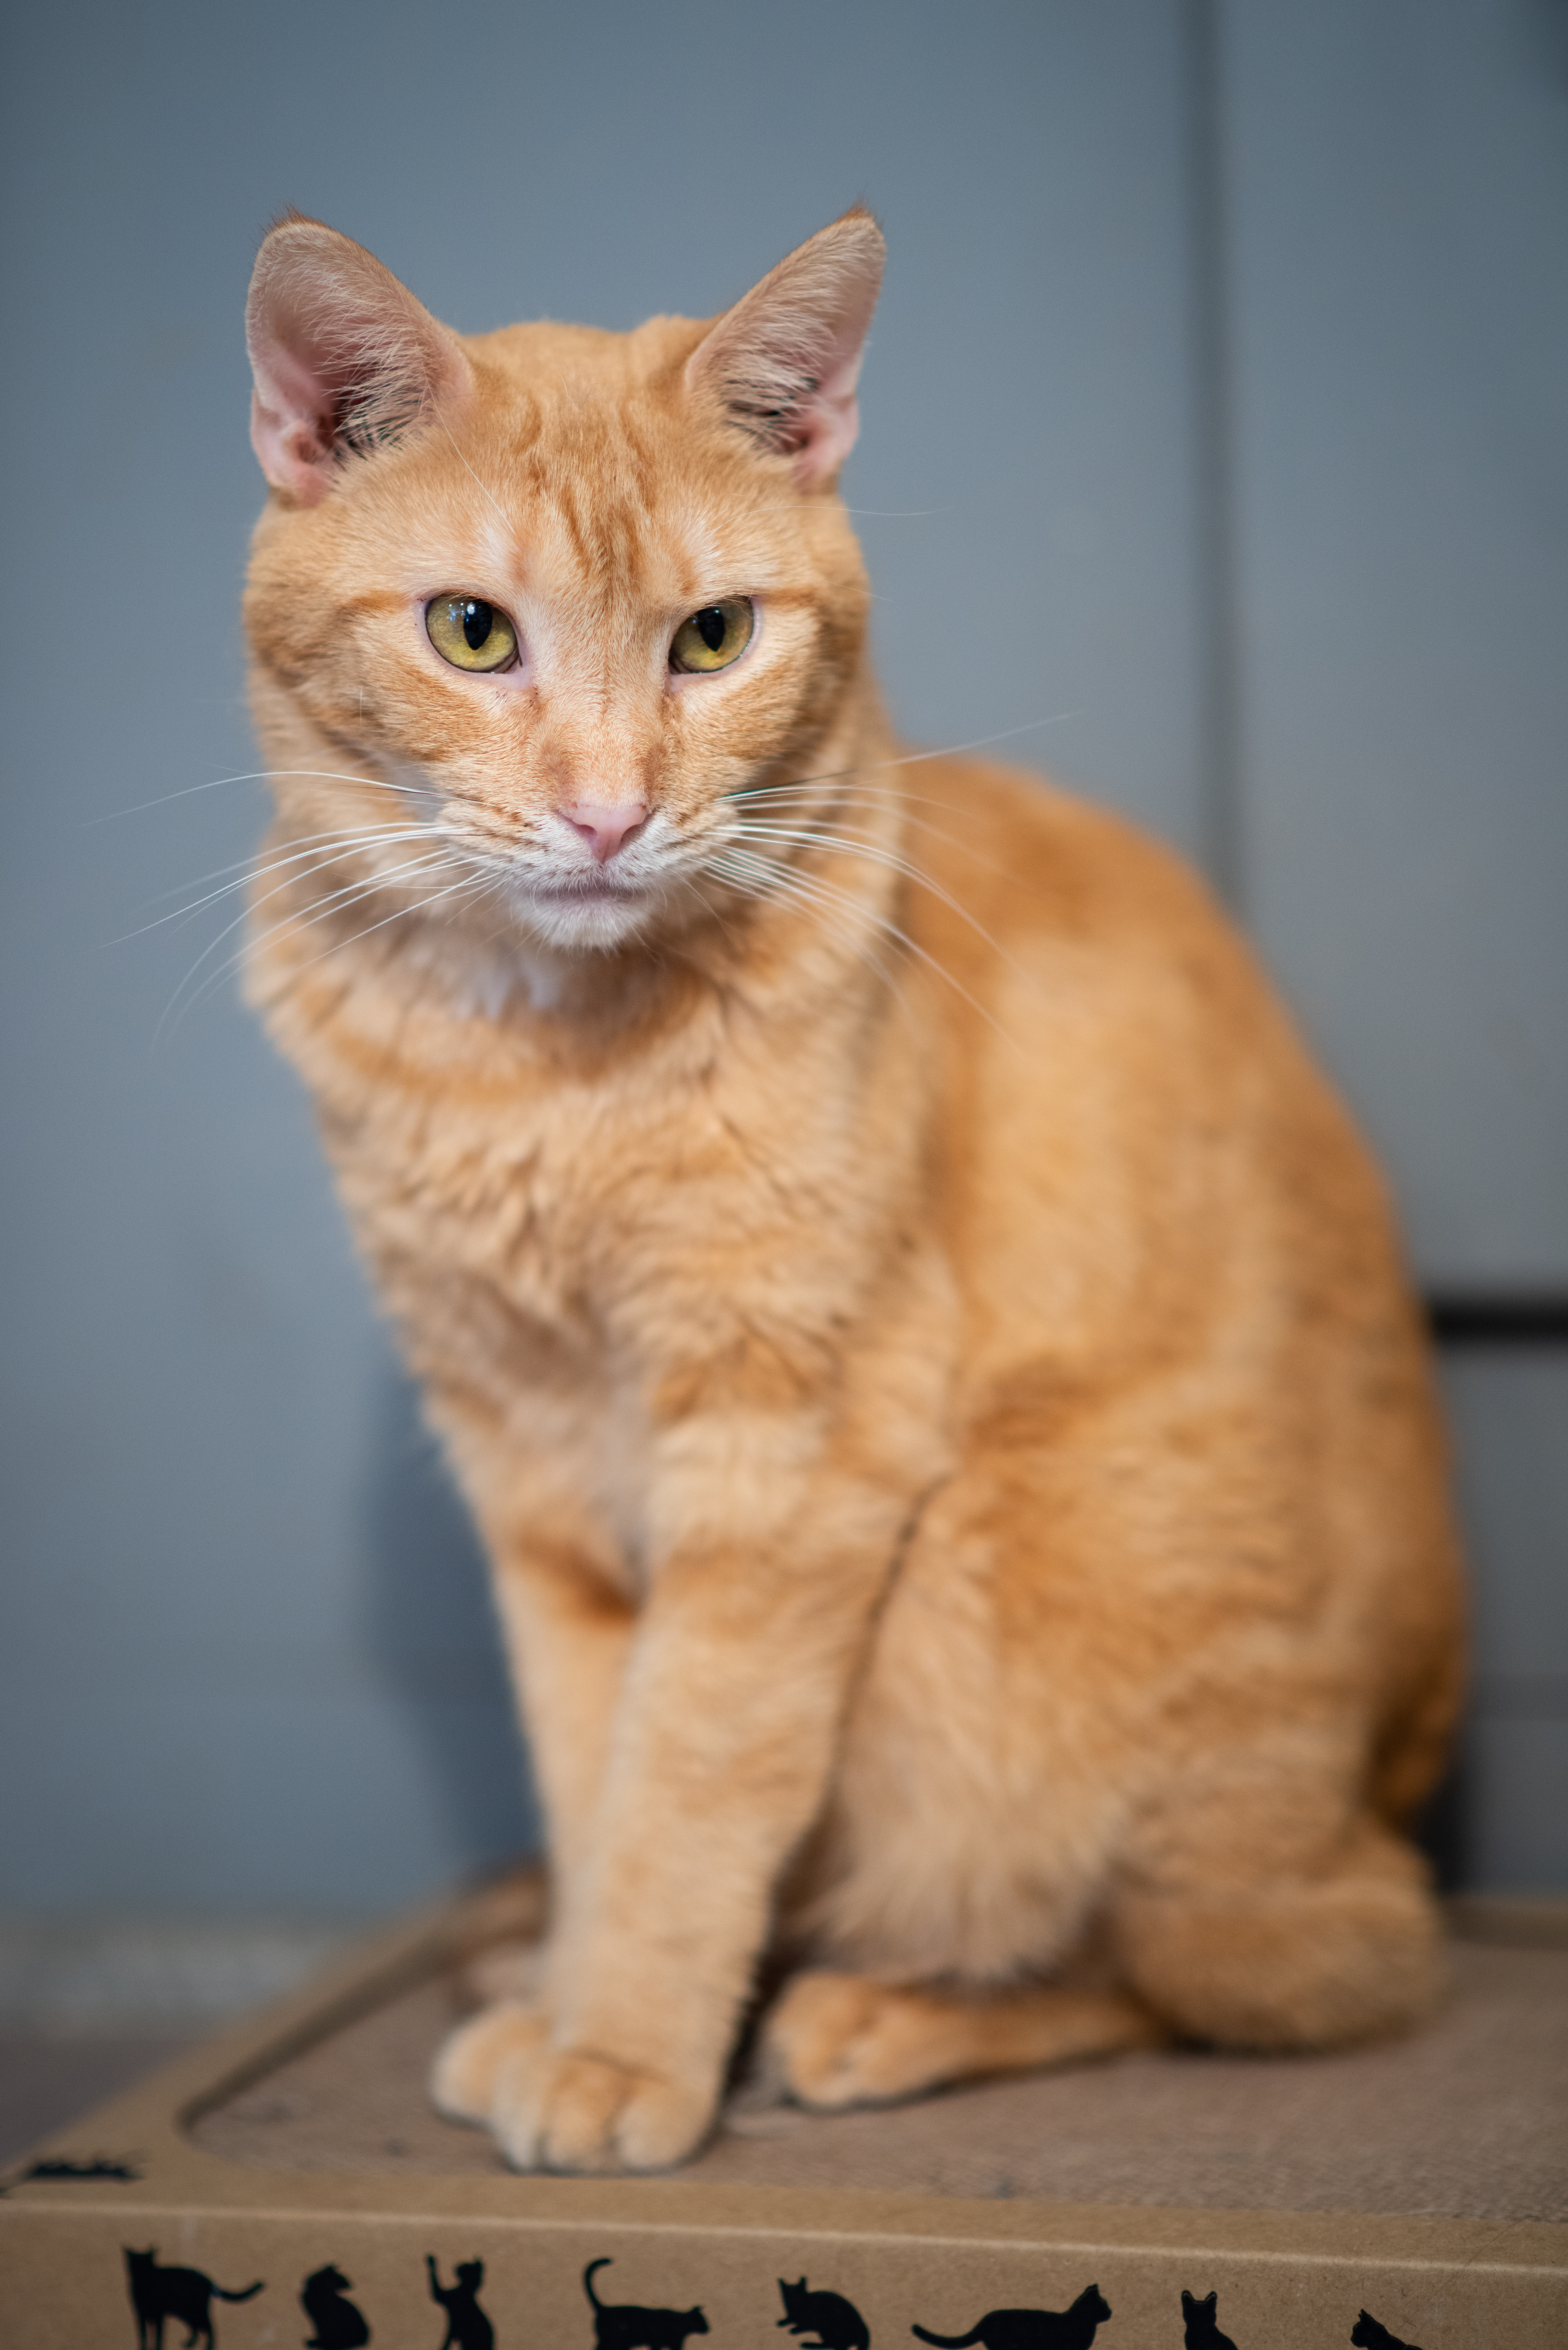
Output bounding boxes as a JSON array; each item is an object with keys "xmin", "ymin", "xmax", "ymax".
[
  {"xmin": 122, "ymin": 825, "xmax": 444, "ymax": 940},
  {"xmin": 723, "ymin": 716, "xmax": 1076, "ymax": 812},
  {"xmin": 728, "ymin": 821, "xmax": 1020, "ymax": 977},
  {"xmin": 725, "ymin": 784, "xmax": 1017, "ymax": 878},
  {"xmin": 165, "ymin": 860, "xmax": 481, "ymax": 1040},
  {"xmin": 710, "ymin": 845, "xmax": 1015, "ymax": 1046},
  {"xmin": 97, "ymin": 765, "xmax": 437, "ymax": 824},
  {"xmin": 158, "ymin": 848, "xmax": 473, "ymax": 1042},
  {"xmin": 708, "ymin": 849, "xmax": 914, "ymax": 1012}
]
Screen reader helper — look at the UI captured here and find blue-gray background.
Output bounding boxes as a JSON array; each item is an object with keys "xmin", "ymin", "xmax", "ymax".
[{"xmin": 2, "ymin": 0, "xmax": 1564, "ymax": 1923}]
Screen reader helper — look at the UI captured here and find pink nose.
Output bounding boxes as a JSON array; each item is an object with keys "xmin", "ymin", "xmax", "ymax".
[{"xmin": 563, "ymin": 802, "xmax": 648, "ymax": 864}]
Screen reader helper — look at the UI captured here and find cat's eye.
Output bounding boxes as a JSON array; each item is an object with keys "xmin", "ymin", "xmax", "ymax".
[
  {"xmin": 425, "ymin": 595, "xmax": 519, "ymax": 674},
  {"xmin": 669, "ymin": 597, "xmax": 754, "ymax": 674}
]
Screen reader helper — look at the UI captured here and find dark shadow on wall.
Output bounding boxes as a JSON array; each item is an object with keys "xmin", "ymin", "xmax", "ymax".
[
  {"xmin": 1412, "ymin": 1741, "xmax": 1468, "ymax": 1896},
  {"xmin": 362, "ymin": 1360, "xmax": 541, "ymax": 1873},
  {"xmin": 1521, "ymin": 0, "xmax": 1568, "ymax": 90}
]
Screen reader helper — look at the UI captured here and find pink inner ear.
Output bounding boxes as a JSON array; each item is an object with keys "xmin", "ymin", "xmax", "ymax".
[
  {"xmin": 686, "ymin": 209, "xmax": 885, "ymax": 492},
  {"xmin": 245, "ymin": 220, "xmax": 473, "ymax": 506},
  {"xmin": 250, "ymin": 336, "xmax": 341, "ymax": 502},
  {"xmin": 783, "ymin": 346, "xmax": 865, "ymax": 489}
]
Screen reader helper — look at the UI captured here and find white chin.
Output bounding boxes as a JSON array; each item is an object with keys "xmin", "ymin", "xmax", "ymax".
[{"xmin": 513, "ymin": 889, "xmax": 658, "ymax": 952}]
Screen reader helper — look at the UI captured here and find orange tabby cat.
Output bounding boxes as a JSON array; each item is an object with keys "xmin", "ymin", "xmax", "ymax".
[{"xmin": 240, "ymin": 207, "xmax": 1465, "ymax": 2173}]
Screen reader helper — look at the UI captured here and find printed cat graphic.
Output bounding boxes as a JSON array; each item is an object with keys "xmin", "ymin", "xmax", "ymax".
[
  {"xmin": 240, "ymin": 204, "xmax": 1465, "ymax": 2176},
  {"xmin": 1351, "ymin": 2314, "xmax": 1423, "ymax": 2350},
  {"xmin": 123, "ymin": 2247, "xmax": 263, "ymax": 2350},
  {"xmin": 779, "ymin": 2273, "xmax": 871, "ymax": 2350},
  {"xmin": 1181, "ymin": 2291, "xmax": 1236, "ymax": 2350},
  {"xmin": 911, "ymin": 2281, "xmax": 1111, "ymax": 2350},
  {"xmin": 583, "ymin": 2257, "xmax": 710, "ymax": 2350},
  {"xmin": 302, "ymin": 2261, "xmax": 371, "ymax": 2347},
  {"xmin": 426, "ymin": 2255, "xmax": 493, "ymax": 2350}
]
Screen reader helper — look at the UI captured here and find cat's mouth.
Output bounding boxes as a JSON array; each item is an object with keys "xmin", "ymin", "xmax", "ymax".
[
  {"xmin": 529, "ymin": 873, "xmax": 650, "ymax": 904},
  {"xmin": 506, "ymin": 864, "xmax": 672, "ymax": 951}
]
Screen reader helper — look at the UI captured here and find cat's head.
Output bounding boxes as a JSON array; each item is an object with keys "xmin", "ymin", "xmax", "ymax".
[
  {"xmin": 243, "ymin": 210, "xmax": 884, "ymax": 966},
  {"xmin": 1182, "ymin": 2292, "xmax": 1216, "ymax": 2321},
  {"xmin": 685, "ymin": 2312, "xmax": 710, "ymax": 2336},
  {"xmin": 1074, "ymin": 2284, "xmax": 1112, "ymax": 2325}
]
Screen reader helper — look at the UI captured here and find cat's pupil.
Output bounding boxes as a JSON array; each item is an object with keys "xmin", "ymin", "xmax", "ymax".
[
  {"xmin": 695, "ymin": 607, "xmax": 726, "ymax": 653},
  {"xmin": 461, "ymin": 600, "xmax": 492, "ymax": 652}
]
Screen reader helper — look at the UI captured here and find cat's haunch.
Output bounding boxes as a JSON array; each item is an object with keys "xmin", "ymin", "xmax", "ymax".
[{"xmin": 240, "ymin": 207, "xmax": 1465, "ymax": 2175}]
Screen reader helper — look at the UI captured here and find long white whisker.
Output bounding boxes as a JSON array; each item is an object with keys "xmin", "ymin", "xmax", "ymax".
[
  {"xmin": 94, "ymin": 767, "xmax": 434, "ymax": 823},
  {"xmin": 734, "ymin": 789, "xmax": 1021, "ymax": 884},
  {"xmin": 720, "ymin": 782, "xmax": 1027, "ymax": 889},
  {"xmin": 228, "ymin": 863, "xmax": 496, "ymax": 1009},
  {"xmin": 157, "ymin": 847, "xmax": 465, "ymax": 1042},
  {"xmin": 726, "ymin": 716, "xmax": 1075, "ymax": 808},
  {"xmin": 707, "ymin": 852, "xmax": 909, "ymax": 1005},
  {"xmin": 713, "ymin": 845, "xmax": 1013, "ymax": 1044},
  {"xmin": 728, "ymin": 821, "xmax": 1017, "ymax": 970},
  {"xmin": 162, "ymin": 855, "xmax": 483, "ymax": 1043},
  {"xmin": 713, "ymin": 847, "xmax": 908, "ymax": 984},
  {"xmin": 121, "ymin": 825, "xmax": 442, "ymax": 938}
]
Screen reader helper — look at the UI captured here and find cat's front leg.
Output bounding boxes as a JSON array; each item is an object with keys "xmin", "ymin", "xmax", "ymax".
[
  {"xmin": 489, "ymin": 1449, "xmax": 912, "ymax": 2172},
  {"xmin": 429, "ymin": 1557, "xmax": 636, "ymax": 2125},
  {"xmin": 427, "ymin": 1424, "xmax": 638, "ymax": 2127}
]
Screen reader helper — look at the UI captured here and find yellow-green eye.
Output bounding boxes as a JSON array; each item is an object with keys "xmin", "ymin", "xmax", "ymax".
[
  {"xmin": 670, "ymin": 597, "xmax": 754, "ymax": 674},
  {"xmin": 425, "ymin": 595, "xmax": 519, "ymax": 673}
]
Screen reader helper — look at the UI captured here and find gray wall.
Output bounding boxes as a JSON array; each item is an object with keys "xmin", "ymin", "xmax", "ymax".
[
  {"xmin": 1, "ymin": 0, "xmax": 1563, "ymax": 1920},
  {"xmin": 1222, "ymin": 2, "xmax": 1568, "ymax": 1883}
]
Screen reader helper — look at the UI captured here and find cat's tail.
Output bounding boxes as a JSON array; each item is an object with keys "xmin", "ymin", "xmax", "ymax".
[
  {"xmin": 912, "ymin": 2328, "xmax": 983, "ymax": 2347},
  {"xmin": 584, "ymin": 2258, "xmax": 613, "ymax": 2309},
  {"xmin": 212, "ymin": 2281, "xmax": 265, "ymax": 2303}
]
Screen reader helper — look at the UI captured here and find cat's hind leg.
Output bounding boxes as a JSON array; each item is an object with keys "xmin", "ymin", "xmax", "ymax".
[
  {"xmin": 1111, "ymin": 1813, "xmax": 1443, "ymax": 2051},
  {"xmin": 762, "ymin": 1969, "xmax": 1162, "ymax": 2111}
]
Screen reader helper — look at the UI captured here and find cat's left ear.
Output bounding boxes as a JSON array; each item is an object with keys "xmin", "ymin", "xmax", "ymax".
[
  {"xmin": 686, "ymin": 207, "xmax": 884, "ymax": 490},
  {"xmin": 246, "ymin": 213, "xmax": 474, "ymax": 506}
]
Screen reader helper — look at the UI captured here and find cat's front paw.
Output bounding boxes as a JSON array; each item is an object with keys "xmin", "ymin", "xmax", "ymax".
[
  {"xmin": 430, "ymin": 1998, "xmax": 549, "ymax": 2126},
  {"xmin": 431, "ymin": 2000, "xmax": 712, "ymax": 2170},
  {"xmin": 492, "ymin": 2043, "xmax": 714, "ymax": 2173}
]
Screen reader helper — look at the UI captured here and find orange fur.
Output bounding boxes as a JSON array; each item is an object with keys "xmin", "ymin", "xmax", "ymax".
[{"xmin": 240, "ymin": 211, "xmax": 1465, "ymax": 2173}]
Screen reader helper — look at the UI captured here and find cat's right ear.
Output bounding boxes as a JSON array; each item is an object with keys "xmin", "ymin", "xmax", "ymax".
[{"xmin": 245, "ymin": 214, "xmax": 473, "ymax": 505}]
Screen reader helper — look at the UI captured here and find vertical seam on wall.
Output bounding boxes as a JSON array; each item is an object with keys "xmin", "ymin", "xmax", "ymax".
[{"xmin": 1184, "ymin": 0, "xmax": 1246, "ymax": 913}]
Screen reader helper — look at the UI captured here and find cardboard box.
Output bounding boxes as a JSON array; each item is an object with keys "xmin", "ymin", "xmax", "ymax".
[{"xmin": 3, "ymin": 1873, "xmax": 1564, "ymax": 2348}]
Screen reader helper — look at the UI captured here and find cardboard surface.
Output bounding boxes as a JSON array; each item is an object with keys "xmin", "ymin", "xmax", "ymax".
[{"xmin": 3, "ymin": 1876, "xmax": 1565, "ymax": 2348}]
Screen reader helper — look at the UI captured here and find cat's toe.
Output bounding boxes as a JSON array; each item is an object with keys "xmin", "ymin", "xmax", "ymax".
[
  {"xmin": 429, "ymin": 1998, "xmax": 549, "ymax": 2126},
  {"xmin": 492, "ymin": 2045, "xmax": 713, "ymax": 2174}
]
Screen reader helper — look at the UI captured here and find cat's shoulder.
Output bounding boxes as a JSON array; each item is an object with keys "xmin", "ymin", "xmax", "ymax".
[
  {"xmin": 917, "ymin": 755, "xmax": 1236, "ymax": 945},
  {"xmin": 912, "ymin": 752, "xmax": 1264, "ymax": 1024}
]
